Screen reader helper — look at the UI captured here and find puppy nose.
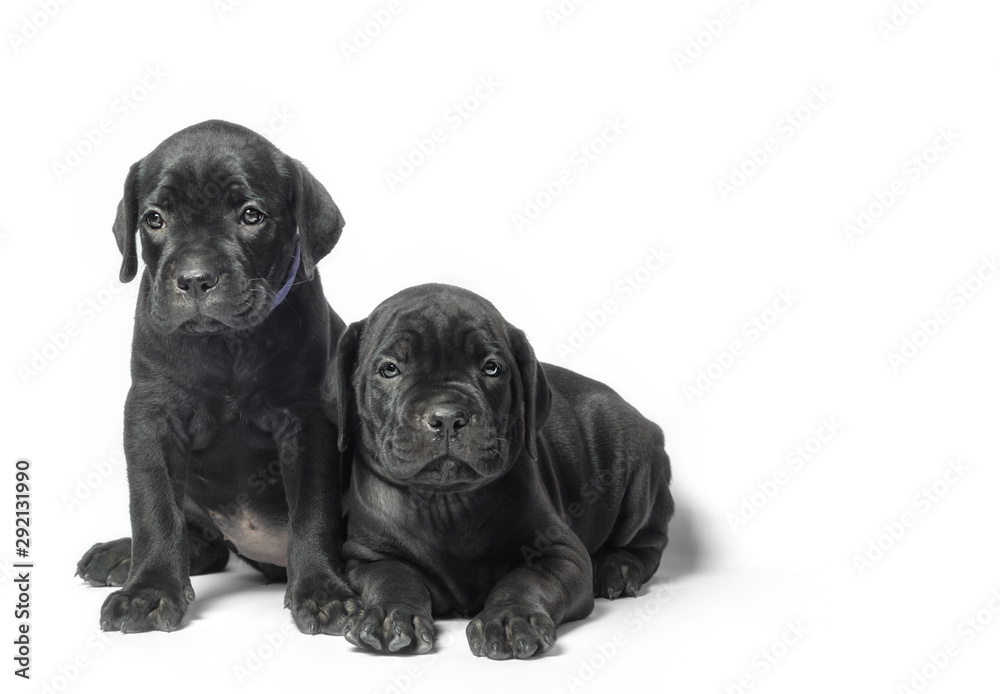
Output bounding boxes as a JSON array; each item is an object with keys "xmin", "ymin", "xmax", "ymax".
[
  {"xmin": 425, "ymin": 406, "xmax": 469, "ymax": 436},
  {"xmin": 175, "ymin": 268, "xmax": 219, "ymax": 299}
]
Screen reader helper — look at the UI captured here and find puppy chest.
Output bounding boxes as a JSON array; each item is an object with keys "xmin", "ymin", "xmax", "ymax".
[
  {"xmin": 400, "ymin": 533, "xmax": 522, "ymax": 615},
  {"xmin": 427, "ymin": 552, "xmax": 520, "ymax": 616},
  {"xmin": 186, "ymin": 392, "xmax": 271, "ymax": 445}
]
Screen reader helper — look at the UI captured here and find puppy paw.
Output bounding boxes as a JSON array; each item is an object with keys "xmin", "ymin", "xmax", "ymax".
[
  {"xmin": 593, "ymin": 550, "xmax": 645, "ymax": 599},
  {"xmin": 285, "ymin": 576, "xmax": 361, "ymax": 636},
  {"xmin": 76, "ymin": 538, "xmax": 132, "ymax": 587},
  {"xmin": 344, "ymin": 604, "xmax": 434, "ymax": 654},
  {"xmin": 100, "ymin": 583, "xmax": 193, "ymax": 632},
  {"xmin": 467, "ymin": 606, "xmax": 555, "ymax": 659}
]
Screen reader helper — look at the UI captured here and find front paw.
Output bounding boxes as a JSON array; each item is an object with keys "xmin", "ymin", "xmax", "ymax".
[
  {"xmin": 76, "ymin": 538, "xmax": 131, "ymax": 587},
  {"xmin": 100, "ymin": 583, "xmax": 194, "ymax": 633},
  {"xmin": 593, "ymin": 550, "xmax": 644, "ymax": 599},
  {"xmin": 344, "ymin": 604, "xmax": 434, "ymax": 654},
  {"xmin": 285, "ymin": 576, "xmax": 361, "ymax": 636},
  {"xmin": 467, "ymin": 606, "xmax": 555, "ymax": 659}
]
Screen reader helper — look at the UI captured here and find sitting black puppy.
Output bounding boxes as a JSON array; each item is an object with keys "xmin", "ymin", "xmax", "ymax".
[
  {"xmin": 324, "ymin": 284, "xmax": 674, "ymax": 659},
  {"xmin": 76, "ymin": 120, "xmax": 357, "ymax": 634}
]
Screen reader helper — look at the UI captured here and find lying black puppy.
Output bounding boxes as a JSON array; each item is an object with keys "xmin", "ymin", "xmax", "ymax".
[
  {"xmin": 325, "ymin": 284, "xmax": 674, "ymax": 658},
  {"xmin": 76, "ymin": 120, "xmax": 358, "ymax": 633}
]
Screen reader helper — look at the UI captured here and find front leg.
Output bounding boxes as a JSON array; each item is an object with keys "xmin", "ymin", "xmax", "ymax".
[
  {"xmin": 100, "ymin": 397, "xmax": 193, "ymax": 632},
  {"xmin": 345, "ymin": 560, "xmax": 435, "ymax": 654},
  {"xmin": 274, "ymin": 410, "xmax": 359, "ymax": 634},
  {"xmin": 467, "ymin": 521, "xmax": 594, "ymax": 659}
]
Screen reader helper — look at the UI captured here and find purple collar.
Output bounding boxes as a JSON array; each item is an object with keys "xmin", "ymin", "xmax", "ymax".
[{"xmin": 271, "ymin": 241, "xmax": 301, "ymax": 309}]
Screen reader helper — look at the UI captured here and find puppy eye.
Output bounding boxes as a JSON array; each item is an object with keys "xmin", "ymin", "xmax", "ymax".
[
  {"xmin": 482, "ymin": 360, "xmax": 503, "ymax": 377},
  {"xmin": 379, "ymin": 363, "xmax": 400, "ymax": 378},
  {"xmin": 241, "ymin": 207, "xmax": 265, "ymax": 225},
  {"xmin": 144, "ymin": 212, "xmax": 164, "ymax": 229}
]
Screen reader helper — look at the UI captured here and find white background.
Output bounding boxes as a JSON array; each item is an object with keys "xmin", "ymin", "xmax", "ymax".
[{"xmin": 2, "ymin": 0, "xmax": 999, "ymax": 692}]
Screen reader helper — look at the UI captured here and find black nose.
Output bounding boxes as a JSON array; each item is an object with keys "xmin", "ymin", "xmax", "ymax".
[
  {"xmin": 175, "ymin": 268, "xmax": 219, "ymax": 299},
  {"xmin": 425, "ymin": 406, "xmax": 469, "ymax": 436}
]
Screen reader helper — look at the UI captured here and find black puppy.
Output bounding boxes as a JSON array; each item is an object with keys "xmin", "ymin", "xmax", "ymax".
[
  {"xmin": 325, "ymin": 284, "xmax": 674, "ymax": 658},
  {"xmin": 76, "ymin": 120, "xmax": 358, "ymax": 633}
]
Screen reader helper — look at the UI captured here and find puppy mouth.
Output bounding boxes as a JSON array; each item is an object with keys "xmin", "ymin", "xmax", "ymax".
[
  {"xmin": 174, "ymin": 309, "xmax": 260, "ymax": 335},
  {"xmin": 176, "ymin": 315, "xmax": 231, "ymax": 334},
  {"xmin": 372, "ymin": 427, "xmax": 509, "ymax": 491},
  {"xmin": 154, "ymin": 285, "xmax": 271, "ymax": 335},
  {"xmin": 407, "ymin": 456, "xmax": 483, "ymax": 489},
  {"xmin": 378, "ymin": 440, "xmax": 507, "ymax": 492}
]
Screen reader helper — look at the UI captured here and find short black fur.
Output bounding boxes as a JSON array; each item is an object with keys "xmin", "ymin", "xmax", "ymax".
[
  {"xmin": 325, "ymin": 284, "xmax": 674, "ymax": 658},
  {"xmin": 76, "ymin": 120, "xmax": 358, "ymax": 634}
]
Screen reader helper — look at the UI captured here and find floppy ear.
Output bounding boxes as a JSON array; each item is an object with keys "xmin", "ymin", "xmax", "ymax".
[
  {"xmin": 288, "ymin": 158, "xmax": 345, "ymax": 280},
  {"xmin": 508, "ymin": 326, "xmax": 552, "ymax": 460},
  {"xmin": 323, "ymin": 320, "xmax": 364, "ymax": 452},
  {"xmin": 112, "ymin": 161, "xmax": 141, "ymax": 283}
]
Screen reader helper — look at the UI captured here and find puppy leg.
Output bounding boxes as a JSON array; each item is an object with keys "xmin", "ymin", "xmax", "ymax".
[
  {"xmin": 185, "ymin": 516, "xmax": 231, "ymax": 575},
  {"xmin": 468, "ymin": 524, "xmax": 593, "ymax": 660},
  {"xmin": 99, "ymin": 404, "xmax": 195, "ymax": 632},
  {"xmin": 77, "ymin": 517, "xmax": 229, "ymax": 587},
  {"xmin": 593, "ymin": 449, "xmax": 674, "ymax": 599},
  {"xmin": 239, "ymin": 558, "xmax": 287, "ymax": 584},
  {"xmin": 275, "ymin": 412, "xmax": 360, "ymax": 635},
  {"xmin": 344, "ymin": 560, "xmax": 435, "ymax": 654}
]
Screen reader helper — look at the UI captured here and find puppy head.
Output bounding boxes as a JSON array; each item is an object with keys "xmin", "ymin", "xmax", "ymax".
[
  {"xmin": 112, "ymin": 119, "xmax": 344, "ymax": 335},
  {"xmin": 325, "ymin": 284, "xmax": 550, "ymax": 493}
]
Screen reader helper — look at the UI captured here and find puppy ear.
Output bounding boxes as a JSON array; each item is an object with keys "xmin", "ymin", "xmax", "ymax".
[
  {"xmin": 112, "ymin": 161, "xmax": 141, "ymax": 283},
  {"xmin": 288, "ymin": 158, "xmax": 345, "ymax": 280},
  {"xmin": 323, "ymin": 320, "xmax": 364, "ymax": 452},
  {"xmin": 509, "ymin": 326, "xmax": 552, "ymax": 460}
]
